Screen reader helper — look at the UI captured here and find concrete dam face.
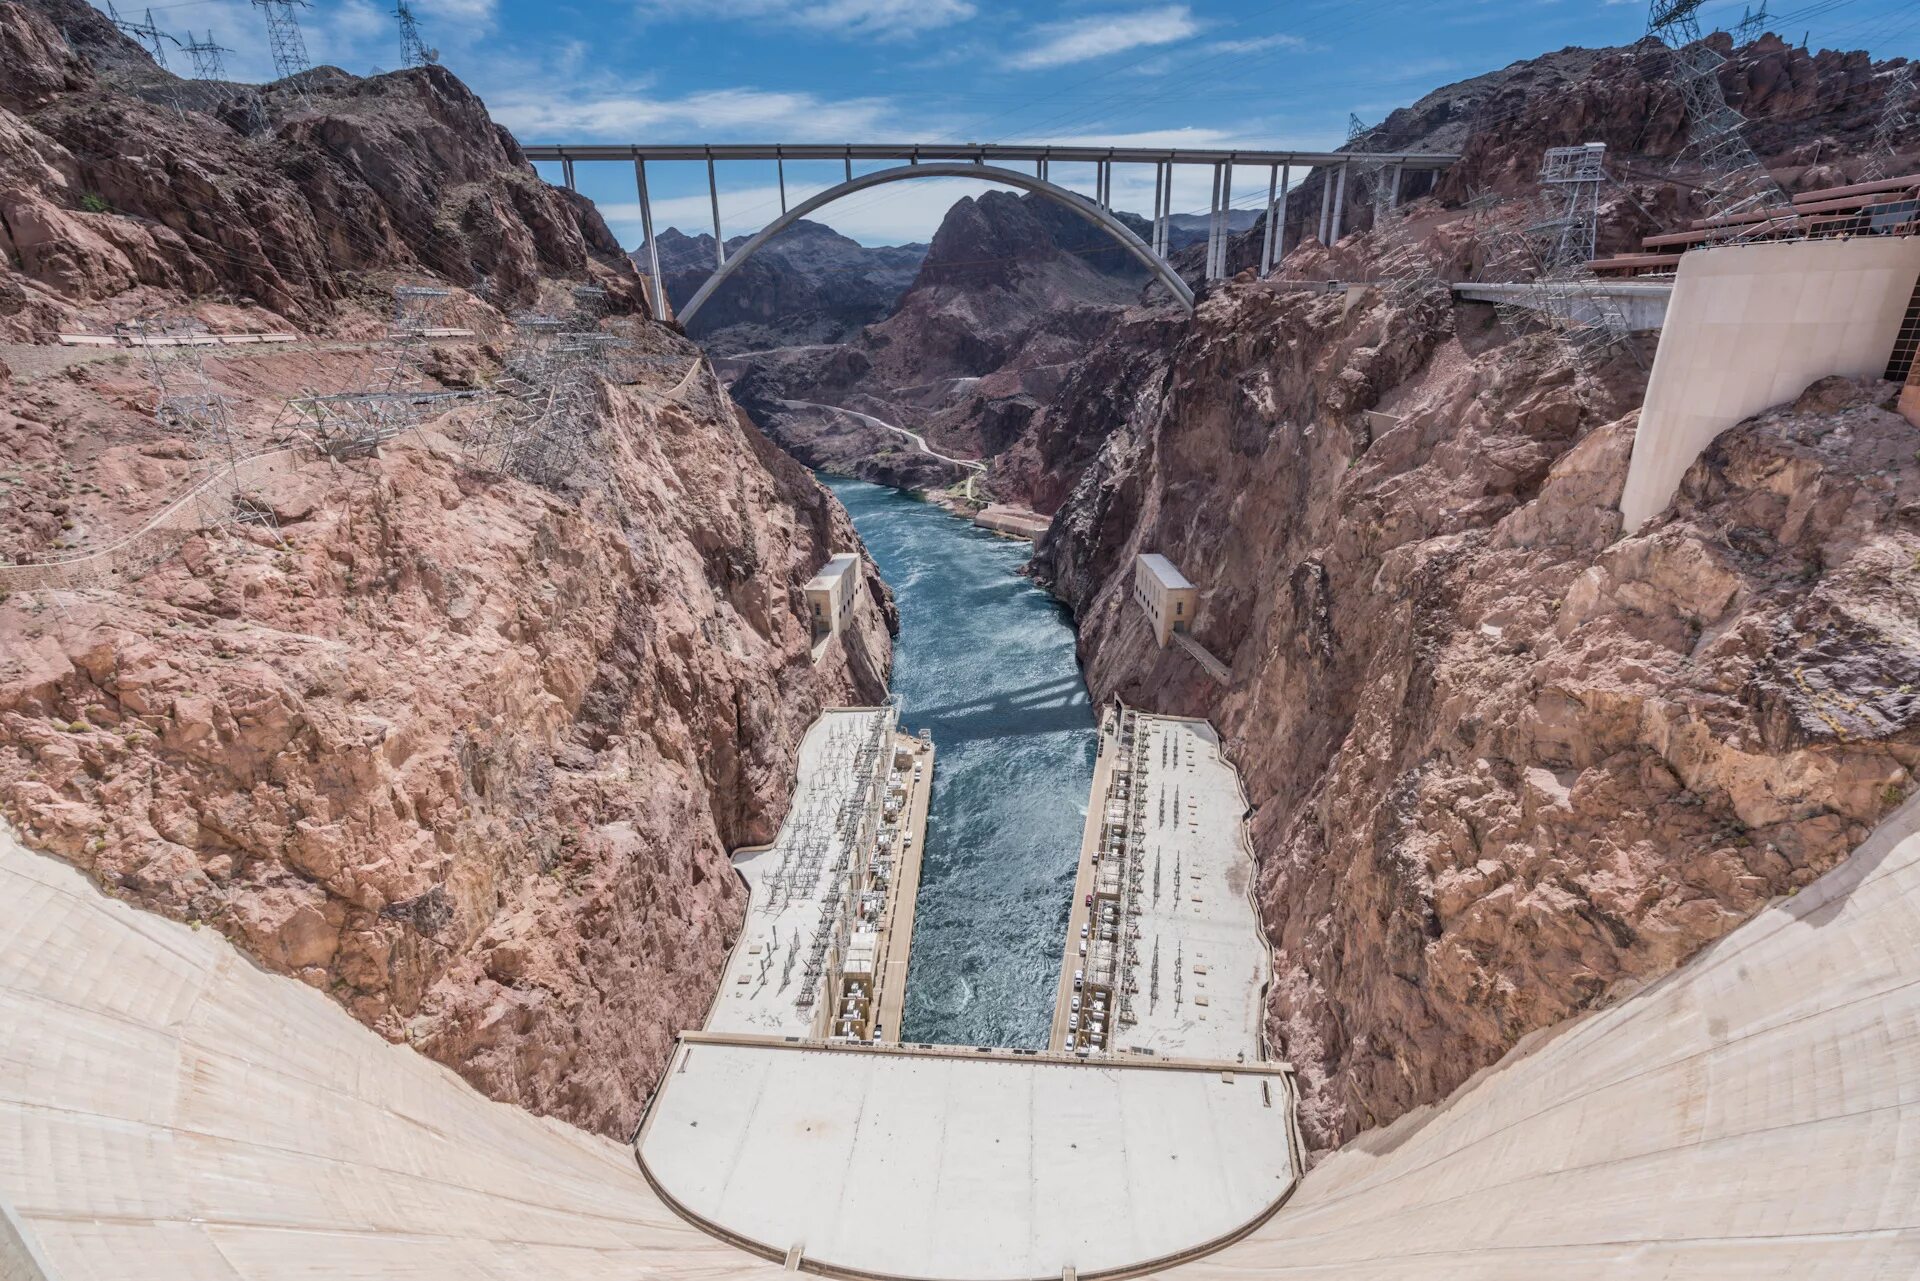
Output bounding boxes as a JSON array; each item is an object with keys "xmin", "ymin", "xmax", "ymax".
[{"xmin": 7, "ymin": 790, "xmax": 1920, "ymax": 1279}]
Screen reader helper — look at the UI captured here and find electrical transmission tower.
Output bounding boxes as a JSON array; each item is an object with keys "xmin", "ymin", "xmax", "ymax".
[
  {"xmin": 124, "ymin": 316, "xmax": 280, "ymax": 543},
  {"xmin": 470, "ymin": 305, "xmax": 627, "ymax": 490},
  {"xmin": 181, "ymin": 31, "xmax": 232, "ymax": 80},
  {"xmin": 1645, "ymin": 0, "xmax": 1796, "ymax": 242},
  {"xmin": 1733, "ymin": 2, "xmax": 1769, "ymax": 44},
  {"xmin": 106, "ymin": 2, "xmax": 174, "ymax": 70},
  {"xmin": 394, "ymin": 2, "xmax": 437, "ymax": 68},
  {"xmin": 286, "ymin": 286, "xmax": 486, "ymax": 458},
  {"xmin": 1474, "ymin": 144, "xmax": 1634, "ymax": 364},
  {"xmin": 1859, "ymin": 65, "xmax": 1916, "ymax": 183},
  {"xmin": 251, "ymin": 0, "xmax": 314, "ymax": 85}
]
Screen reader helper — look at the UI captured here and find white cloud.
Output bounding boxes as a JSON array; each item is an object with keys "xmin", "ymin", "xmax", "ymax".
[
  {"xmin": 1205, "ymin": 33, "xmax": 1302, "ymax": 54},
  {"xmin": 491, "ymin": 87, "xmax": 897, "ymax": 141},
  {"xmin": 639, "ymin": 0, "xmax": 975, "ymax": 39},
  {"xmin": 1008, "ymin": 6, "xmax": 1200, "ymax": 71},
  {"xmin": 417, "ymin": 0, "xmax": 499, "ymax": 25}
]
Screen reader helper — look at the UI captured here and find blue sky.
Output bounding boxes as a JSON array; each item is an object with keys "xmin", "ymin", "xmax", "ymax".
[{"xmin": 93, "ymin": 0, "xmax": 1918, "ymax": 245}]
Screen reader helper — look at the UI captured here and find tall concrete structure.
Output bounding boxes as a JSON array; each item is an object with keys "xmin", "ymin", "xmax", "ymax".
[
  {"xmin": 1619, "ymin": 235, "xmax": 1920, "ymax": 530},
  {"xmin": 9, "ymin": 780, "xmax": 1920, "ymax": 1277},
  {"xmin": 1133, "ymin": 552, "xmax": 1197, "ymax": 647},
  {"xmin": 804, "ymin": 552, "xmax": 860, "ymax": 644}
]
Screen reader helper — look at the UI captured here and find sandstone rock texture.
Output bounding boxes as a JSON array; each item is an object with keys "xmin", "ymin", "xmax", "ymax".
[
  {"xmin": 0, "ymin": 324, "xmax": 892, "ymax": 1141},
  {"xmin": 1036, "ymin": 276, "xmax": 1920, "ymax": 1153},
  {"xmin": 0, "ymin": 0, "xmax": 643, "ymax": 340},
  {"xmin": 0, "ymin": 0, "xmax": 894, "ymax": 1141}
]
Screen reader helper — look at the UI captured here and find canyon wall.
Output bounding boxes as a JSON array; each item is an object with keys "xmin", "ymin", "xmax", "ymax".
[
  {"xmin": 0, "ymin": 0, "xmax": 642, "ymax": 339},
  {"xmin": 0, "ymin": 0, "xmax": 893, "ymax": 1140},
  {"xmin": 1036, "ymin": 276, "xmax": 1920, "ymax": 1151}
]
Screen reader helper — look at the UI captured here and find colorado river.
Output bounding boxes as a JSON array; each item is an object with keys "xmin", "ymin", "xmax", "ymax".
[{"xmin": 827, "ymin": 478, "xmax": 1096, "ymax": 1048}]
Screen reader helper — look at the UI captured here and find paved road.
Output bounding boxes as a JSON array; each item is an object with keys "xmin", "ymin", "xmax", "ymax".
[{"xmin": 781, "ymin": 399, "xmax": 985, "ymax": 472}]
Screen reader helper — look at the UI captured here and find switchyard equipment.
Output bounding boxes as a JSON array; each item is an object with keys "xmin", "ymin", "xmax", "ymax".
[{"xmin": 124, "ymin": 316, "xmax": 280, "ymax": 543}]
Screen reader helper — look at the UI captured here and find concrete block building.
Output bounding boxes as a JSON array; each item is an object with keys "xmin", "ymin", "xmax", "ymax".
[
  {"xmin": 805, "ymin": 553, "xmax": 861, "ymax": 643},
  {"xmin": 1133, "ymin": 553, "xmax": 1196, "ymax": 647}
]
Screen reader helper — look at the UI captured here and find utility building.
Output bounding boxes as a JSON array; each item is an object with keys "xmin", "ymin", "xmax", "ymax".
[
  {"xmin": 805, "ymin": 553, "xmax": 861, "ymax": 643},
  {"xmin": 1133, "ymin": 553, "xmax": 1196, "ymax": 647}
]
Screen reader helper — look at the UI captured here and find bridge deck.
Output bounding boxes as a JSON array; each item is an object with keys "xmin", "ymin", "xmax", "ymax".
[{"xmin": 522, "ymin": 142, "xmax": 1461, "ymax": 169}]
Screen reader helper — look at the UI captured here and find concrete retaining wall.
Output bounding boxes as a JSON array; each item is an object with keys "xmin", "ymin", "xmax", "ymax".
[{"xmin": 1619, "ymin": 235, "xmax": 1920, "ymax": 531}]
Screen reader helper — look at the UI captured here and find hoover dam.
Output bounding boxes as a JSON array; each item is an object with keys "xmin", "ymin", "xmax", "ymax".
[{"xmin": 4, "ymin": 0, "xmax": 1920, "ymax": 1276}]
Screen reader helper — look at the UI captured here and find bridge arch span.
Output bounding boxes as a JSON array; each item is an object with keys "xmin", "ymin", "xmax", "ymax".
[{"xmin": 677, "ymin": 162, "xmax": 1195, "ymax": 327}]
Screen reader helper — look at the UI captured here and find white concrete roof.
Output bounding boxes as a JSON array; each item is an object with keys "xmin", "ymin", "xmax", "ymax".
[
  {"xmin": 1121, "ymin": 716, "xmax": 1268, "ymax": 1061},
  {"xmin": 1136, "ymin": 552, "xmax": 1195, "ymax": 590},
  {"xmin": 640, "ymin": 1038, "xmax": 1295, "ymax": 1280},
  {"xmin": 711, "ymin": 708, "xmax": 890, "ymax": 1038},
  {"xmin": 9, "ymin": 793, "xmax": 1920, "ymax": 1279},
  {"xmin": 804, "ymin": 552, "xmax": 860, "ymax": 591}
]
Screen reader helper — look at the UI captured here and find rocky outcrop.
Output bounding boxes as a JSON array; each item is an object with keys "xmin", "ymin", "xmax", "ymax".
[
  {"xmin": 1036, "ymin": 274, "xmax": 1920, "ymax": 1153},
  {"xmin": 0, "ymin": 0, "xmax": 642, "ymax": 339},
  {"xmin": 1202, "ymin": 35, "xmax": 1915, "ymax": 283},
  {"xmin": 0, "ymin": 323, "xmax": 891, "ymax": 1141},
  {"xmin": 728, "ymin": 190, "xmax": 1173, "ymax": 494},
  {"xmin": 0, "ymin": 0, "xmax": 894, "ymax": 1142},
  {"xmin": 643, "ymin": 220, "xmax": 925, "ymax": 353}
]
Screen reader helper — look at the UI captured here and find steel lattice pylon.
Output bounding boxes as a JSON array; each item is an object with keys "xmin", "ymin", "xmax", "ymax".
[
  {"xmin": 106, "ymin": 2, "xmax": 173, "ymax": 71},
  {"xmin": 1472, "ymin": 146, "xmax": 1636, "ymax": 368},
  {"xmin": 181, "ymin": 30, "xmax": 231, "ymax": 80},
  {"xmin": 1860, "ymin": 65, "xmax": 1916, "ymax": 184},
  {"xmin": 468, "ymin": 309, "xmax": 628, "ymax": 490},
  {"xmin": 394, "ymin": 1, "xmax": 435, "ymax": 69},
  {"xmin": 1534, "ymin": 143, "xmax": 1607, "ymax": 270},
  {"xmin": 1646, "ymin": 1, "xmax": 1797, "ymax": 243},
  {"xmin": 251, "ymin": 0, "xmax": 313, "ymax": 86},
  {"xmin": 285, "ymin": 286, "xmax": 480, "ymax": 458}
]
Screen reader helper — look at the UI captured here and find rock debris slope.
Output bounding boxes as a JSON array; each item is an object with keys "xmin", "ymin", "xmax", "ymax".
[{"xmin": 0, "ymin": 0, "xmax": 891, "ymax": 1139}]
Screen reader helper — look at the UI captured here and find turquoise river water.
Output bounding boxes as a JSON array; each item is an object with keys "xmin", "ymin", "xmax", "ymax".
[{"xmin": 827, "ymin": 477, "xmax": 1097, "ymax": 1049}]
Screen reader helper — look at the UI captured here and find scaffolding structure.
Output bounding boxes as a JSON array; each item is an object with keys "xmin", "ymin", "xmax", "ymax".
[
  {"xmin": 1860, "ymin": 65, "xmax": 1916, "ymax": 184},
  {"xmin": 1646, "ymin": 0, "xmax": 1796, "ymax": 241}
]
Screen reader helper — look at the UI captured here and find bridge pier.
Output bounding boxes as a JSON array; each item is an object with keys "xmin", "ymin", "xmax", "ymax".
[
  {"xmin": 1331, "ymin": 162, "xmax": 1349, "ymax": 244},
  {"xmin": 633, "ymin": 160, "xmax": 666, "ymax": 321},
  {"xmin": 1260, "ymin": 162, "xmax": 1288, "ymax": 276},
  {"xmin": 707, "ymin": 157, "xmax": 724, "ymax": 269}
]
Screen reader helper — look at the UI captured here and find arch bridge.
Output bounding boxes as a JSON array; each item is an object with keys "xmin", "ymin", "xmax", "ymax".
[{"xmin": 521, "ymin": 142, "xmax": 1461, "ymax": 326}]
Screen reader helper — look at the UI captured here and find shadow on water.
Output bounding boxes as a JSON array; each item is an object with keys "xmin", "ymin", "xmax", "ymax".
[{"xmin": 826, "ymin": 478, "xmax": 1096, "ymax": 1049}]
